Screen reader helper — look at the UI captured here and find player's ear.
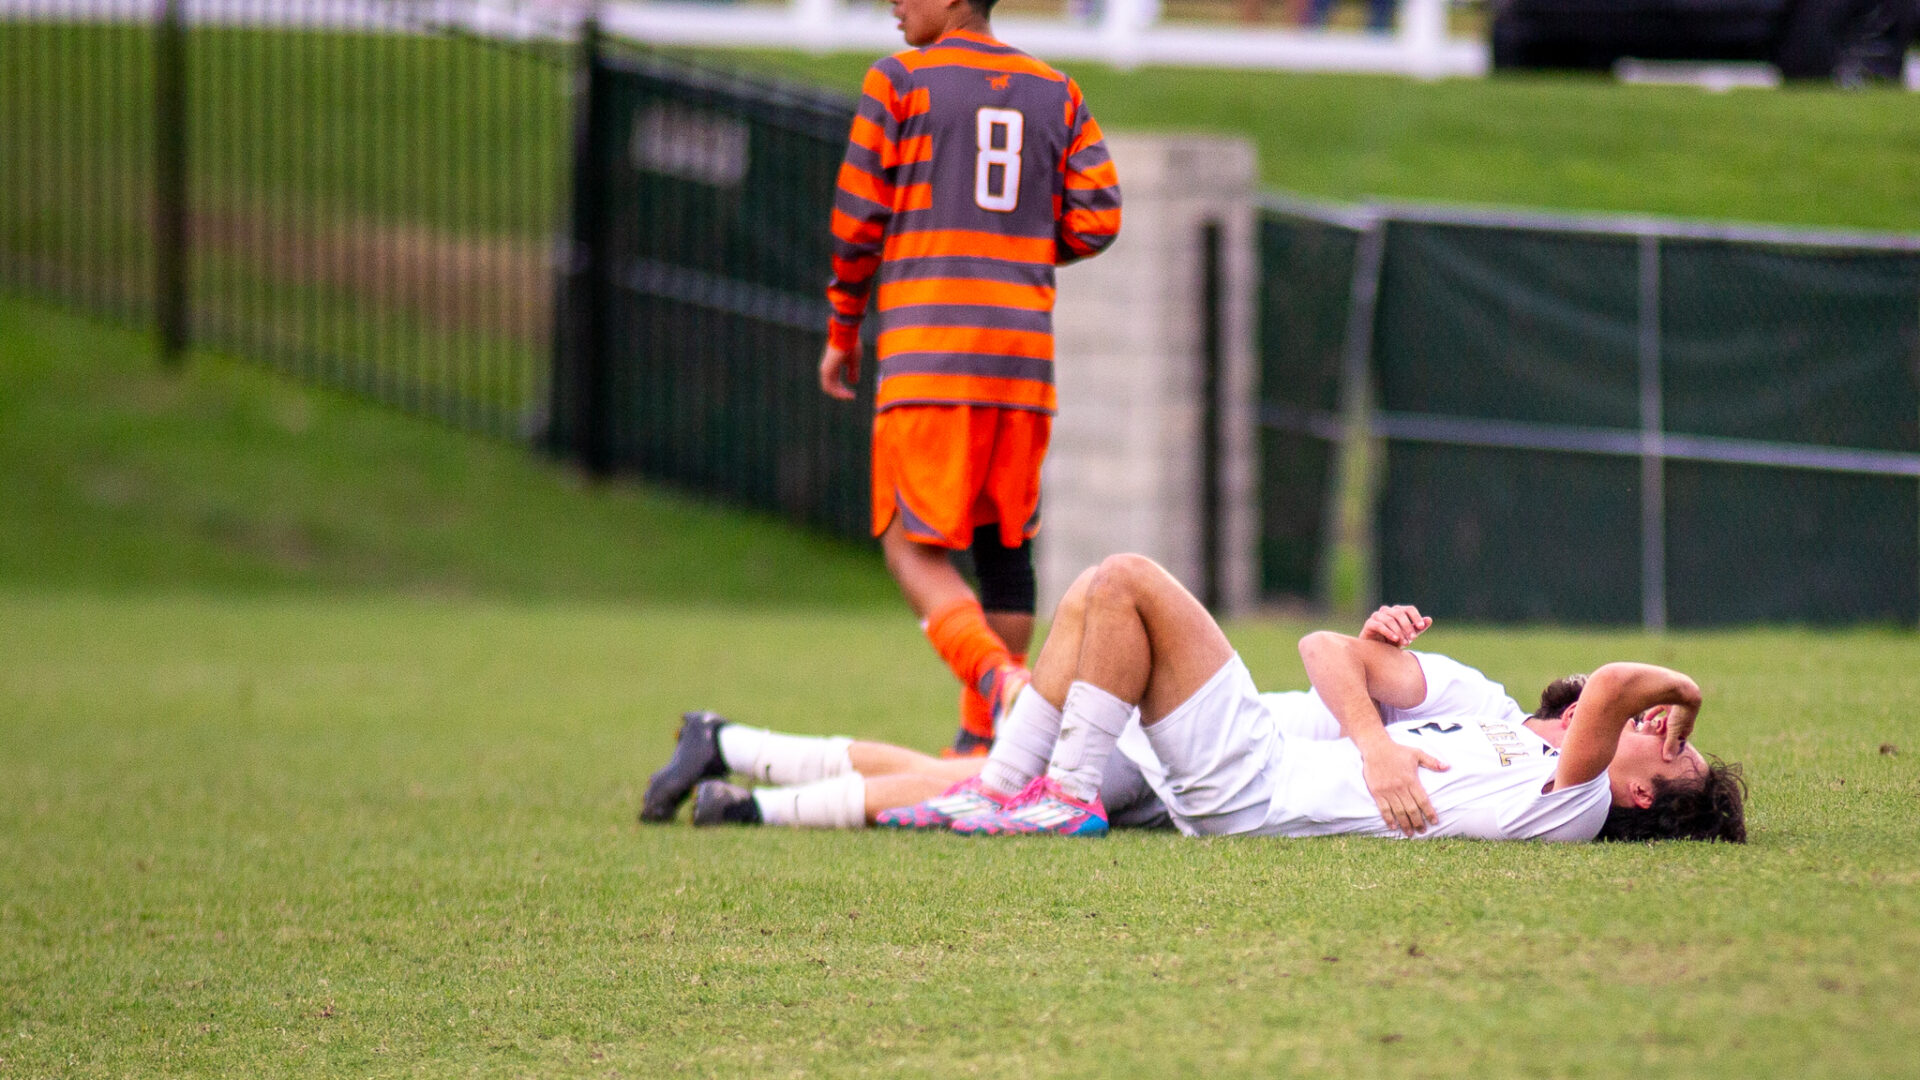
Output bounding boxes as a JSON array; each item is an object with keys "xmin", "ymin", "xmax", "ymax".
[
  {"xmin": 1630, "ymin": 779, "xmax": 1654, "ymax": 809},
  {"xmin": 1560, "ymin": 701, "xmax": 1578, "ymax": 723}
]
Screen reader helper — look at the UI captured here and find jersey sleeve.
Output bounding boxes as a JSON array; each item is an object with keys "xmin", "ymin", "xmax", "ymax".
[
  {"xmin": 1381, "ymin": 652, "xmax": 1527, "ymax": 727},
  {"xmin": 1498, "ymin": 773, "xmax": 1612, "ymax": 841},
  {"xmin": 1054, "ymin": 79, "xmax": 1121, "ymax": 266},
  {"xmin": 825, "ymin": 61, "xmax": 909, "ymax": 351}
]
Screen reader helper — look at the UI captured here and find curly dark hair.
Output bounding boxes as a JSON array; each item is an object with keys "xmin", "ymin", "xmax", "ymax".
[
  {"xmin": 1532, "ymin": 674, "xmax": 1586, "ymax": 720},
  {"xmin": 1597, "ymin": 758, "xmax": 1747, "ymax": 844}
]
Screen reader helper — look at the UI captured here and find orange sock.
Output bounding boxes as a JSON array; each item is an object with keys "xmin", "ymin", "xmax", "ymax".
[
  {"xmin": 924, "ymin": 598, "xmax": 1012, "ymax": 700},
  {"xmin": 958, "ymin": 650, "xmax": 1027, "ymax": 739}
]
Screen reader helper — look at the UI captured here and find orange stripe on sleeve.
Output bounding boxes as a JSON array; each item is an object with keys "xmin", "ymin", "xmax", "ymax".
[
  {"xmin": 860, "ymin": 67, "xmax": 896, "ymax": 107},
  {"xmin": 832, "ymin": 208, "xmax": 886, "ymax": 246},
  {"xmin": 896, "ymin": 134, "xmax": 934, "ymax": 164},
  {"xmin": 882, "ymin": 229, "xmax": 1055, "ymax": 264},
  {"xmin": 899, "ymin": 87, "xmax": 931, "ymax": 119},
  {"xmin": 1063, "ymin": 206, "xmax": 1122, "ymax": 237},
  {"xmin": 837, "ymin": 163, "xmax": 894, "ymax": 207},
  {"xmin": 899, "ymin": 183, "xmax": 933, "ymax": 211},
  {"xmin": 878, "ymin": 326, "xmax": 1055, "ymax": 360},
  {"xmin": 1068, "ymin": 115, "xmax": 1107, "ymax": 158},
  {"xmin": 848, "ymin": 115, "xmax": 893, "ymax": 157},
  {"xmin": 1065, "ymin": 161, "xmax": 1119, "ymax": 190},
  {"xmin": 877, "ymin": 278, "xmax": 1055, "ymax": 312}
]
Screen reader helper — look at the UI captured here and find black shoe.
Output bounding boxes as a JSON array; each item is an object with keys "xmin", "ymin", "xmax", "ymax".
[
  {"xmin": 691, "ymin": 780, "xmax": 762, "ymax": 826},
  {"xmin": 641, "ymin": 711, "xmax": 731, "ymax": 823},
  {"xmin": 944, "ymin": 727, "xmax": 992, "ymax": 759}
]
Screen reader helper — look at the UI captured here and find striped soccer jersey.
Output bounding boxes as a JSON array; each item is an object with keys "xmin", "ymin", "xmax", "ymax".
[{"xmin": 826, "ymin": 29, "xmax": 1122, "ymax": 415}]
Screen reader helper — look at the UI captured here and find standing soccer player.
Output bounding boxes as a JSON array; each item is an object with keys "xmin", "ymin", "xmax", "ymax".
[{"xmin": 819, "ymin": 0, "xmax": 1122, "ymax": 756}]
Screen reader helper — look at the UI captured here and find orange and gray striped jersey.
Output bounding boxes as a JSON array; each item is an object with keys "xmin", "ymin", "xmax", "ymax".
[{"xmin": 825, "ymin": 29, "xmax": 1122, "ymax": 415}]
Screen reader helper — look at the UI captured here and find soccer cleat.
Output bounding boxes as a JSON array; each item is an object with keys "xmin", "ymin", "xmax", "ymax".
[
  {"xmin": 982, "ymin": 662, "xmax": 1032, "ymax": 732},
  {"xmin": 874, "ymin": 776, "xmax": 1014, "ymax": 830},
  {"xmin": 690, "ymin": 780, "xmax": 762, "ymax": 826},
  {"xmin": 641, "ymin": 711, "xmax": 731, "ymax": 823},
  {"xmin": 941, "ymin": 728, "xmax": 993, "ymax": 759},
  {"xmin": 942, "ymin": 662, "xmax": 1032, "ymax": 756},
  {"xmin": 950, "ymin": 776, "xmax": 1108, "ymax": 837}
]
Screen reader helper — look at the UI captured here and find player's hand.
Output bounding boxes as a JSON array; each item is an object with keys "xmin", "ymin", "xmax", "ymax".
[
  {"xmin": 819, "ymin": 342, "xmax": 859, "ymax": 400},
  {"xmin": 1360, "ymin": 739, "xmax": 1449, "ymax": 836},
  {"xmin": 1659, "ymin": 701, "xmax": 1698, "ymax": 762},
  {"xmin": 1359, "ymin": 605, "xmax": 1432, "ymax": 648}
]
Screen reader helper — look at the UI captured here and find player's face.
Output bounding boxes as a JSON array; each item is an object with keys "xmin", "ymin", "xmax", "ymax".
[
  {"xmin": 1607, "ymin": 728, "xmax": 1707, "ymax": 807},
  {"xmin": 893, "ymin": 0, "xmax": 956, "ymax": 47}
]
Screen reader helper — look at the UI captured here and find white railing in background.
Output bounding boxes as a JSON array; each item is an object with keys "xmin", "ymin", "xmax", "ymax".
[
  {"xmin": 599, "ymin": 0, "xmax": 1486, "ymax": 77},
  {"xmin": 0, "ymin": 0, "xmax": 1487, "ymax": 77}
]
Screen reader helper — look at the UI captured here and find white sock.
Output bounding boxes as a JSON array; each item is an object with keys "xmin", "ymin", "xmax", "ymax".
[
  {"xmin": 751, "ymin": 775, "xmax": 868, "ymax": 829},
  {"xmin": 1046, "ymin": 681, "xmax": 1135, "ymax": 803},
  {"xmin": 717, "ymin": 725, "xmax": 855, "ymax": 786},
  {"xmin": 980, "ymin": 686, "xmax": 1062, "ymax": 796}
]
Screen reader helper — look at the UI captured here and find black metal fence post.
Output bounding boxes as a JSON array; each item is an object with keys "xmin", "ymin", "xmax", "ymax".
[
  {"xmin": 1200, "ymin": 220, "xmax": 1225, "ymax": 612},
  {"xmin": 153, "ymin": 0, "xmax": 189, "ymax": 367},
  {"xmin": 554, "ymin": 11, "xmax": 611, "ymax": 474}
]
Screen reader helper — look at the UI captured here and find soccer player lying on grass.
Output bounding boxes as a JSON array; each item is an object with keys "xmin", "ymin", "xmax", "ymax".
[{"xmin": 641, "ymin": 558, "xmax": 1743, "ymax": 842}]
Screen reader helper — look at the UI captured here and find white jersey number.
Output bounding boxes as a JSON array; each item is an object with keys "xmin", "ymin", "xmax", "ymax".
[{"xmin": 973, "ymin": 108, "xmax": 1023, "ymax": 212}]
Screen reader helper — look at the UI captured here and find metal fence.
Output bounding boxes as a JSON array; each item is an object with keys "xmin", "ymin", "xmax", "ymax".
[
  {"xmin": 1260, "ymin": 196, "xmax": 1920, "ymax": 626},
  {"xmin": 0, "ymin": 0, "xmax": 572, "ymax": 437}
]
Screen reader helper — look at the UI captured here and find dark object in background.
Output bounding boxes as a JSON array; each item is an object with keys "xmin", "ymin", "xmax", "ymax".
[{"xmin": 1491, "ymin": 0, "xmax": 1917, "ymax": 83}]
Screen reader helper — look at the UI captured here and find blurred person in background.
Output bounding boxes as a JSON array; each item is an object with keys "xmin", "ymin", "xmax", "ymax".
[{"xmin": 818, "ymin": 0, "xmax": 1122, "ymax": 758}]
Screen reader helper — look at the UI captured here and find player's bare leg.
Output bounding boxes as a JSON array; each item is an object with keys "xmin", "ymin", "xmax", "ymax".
[
  {"xmin": 880, "ymin": 515, "xmax": 1026, "ymax": 755},
  {"xmin": 848, "ymin": 741, "xmax": 982, "ymax": 783},
  {"xmin": 955, "ymin": 555, "xmax": 1232, "ymax": 837}
]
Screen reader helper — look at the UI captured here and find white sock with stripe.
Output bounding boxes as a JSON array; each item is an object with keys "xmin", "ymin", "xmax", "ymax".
[
  {"xmin": 717, "ymin": 725, "xmax": 855, "ymax": 785},
  {"xmin": 751, "ymin": 775, "xmax": 868, "ymax": 829},
  {"xmin": 979, "ymin": 686, "xmax": 1062, "ymax": 797},
  {"xmin": 1046, "ymin": 681, "xmax": 1134, "ymax": 804}
]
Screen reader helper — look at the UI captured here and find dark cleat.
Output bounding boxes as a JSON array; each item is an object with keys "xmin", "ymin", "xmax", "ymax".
[
  {"xmin": 942, "ymin": 727, "xmax": 993, "ymax": 758},
  {"xmin": 690, "ymin": 780, "xmax": 762, "ymax": 826},
  {"xmin": 641, "ymin": 711, "xmax": 732, "ymax": 823}
]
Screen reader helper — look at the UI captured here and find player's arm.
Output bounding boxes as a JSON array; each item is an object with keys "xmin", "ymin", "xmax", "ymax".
[
  {"xmin": 1551, "ymin": 663, "xmax": 1701, "ymax": 791},
  {"xmin": 1054, "ymin": 80, "xmax": 1121, "ymax": 266},
  {"xmin": 821, "ymin": 63, "xmax": 905, "ymax": 400},
  {"xmin": 1297, "ymin": 631, "xmax": 1449, "ymax": 836}
]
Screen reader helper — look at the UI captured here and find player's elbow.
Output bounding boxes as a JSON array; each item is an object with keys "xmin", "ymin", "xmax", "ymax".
[{"xmin": 1297, "ymin": 630, "xmax": 1353, "ymax": 667}]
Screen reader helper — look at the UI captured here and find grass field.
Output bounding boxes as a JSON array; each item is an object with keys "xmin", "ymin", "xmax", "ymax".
[{"xmin": 5, "ymin": 294, "xmax": 1920, "ymax": 1077}]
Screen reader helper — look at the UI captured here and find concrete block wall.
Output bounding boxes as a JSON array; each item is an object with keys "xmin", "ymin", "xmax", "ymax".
[{"xmin": 1041, "ymin": 133, "xmax": 1260, "ymax": 616}]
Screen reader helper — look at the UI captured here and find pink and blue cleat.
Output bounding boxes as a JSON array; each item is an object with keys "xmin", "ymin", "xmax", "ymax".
[
  {"xmin": 950, "ymin": 776, "xmax": 1108, "ymax": 837},
  {"xmin": 875, "ymin": 776, "xmax": 1013, "ymax": 830}
]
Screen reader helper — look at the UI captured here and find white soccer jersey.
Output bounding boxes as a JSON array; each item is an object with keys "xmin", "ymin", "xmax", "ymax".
[{"xmin": 1115, "ymin": 652, "xmax": 1612, "ymax": 842}]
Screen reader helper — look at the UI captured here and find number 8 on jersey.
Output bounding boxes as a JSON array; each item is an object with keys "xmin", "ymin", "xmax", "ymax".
[{"xmin": 974, "ymin": 107, "xmax": 1022, "ymax": 212}]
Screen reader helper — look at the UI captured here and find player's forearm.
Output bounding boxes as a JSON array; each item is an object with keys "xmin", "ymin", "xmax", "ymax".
[
  {"xmin": 1297, "ymin": 632, "xmax": 1394, "ymax": 750},
  {"xmin": 1584, "ymin": 663, "xmax": 1701, "ymax": 719}
]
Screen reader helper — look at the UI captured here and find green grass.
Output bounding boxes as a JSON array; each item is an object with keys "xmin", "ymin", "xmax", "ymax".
[
  {"xmin": 4, "ymin": 595, "xmax": 1918, "ymax": 1078},
  {"xmin": 3, "ymin": 296, "xmax": 1920, "ymax": 1076},
  {"xmin": 724, "ymin": 49, "xmax": 1920, "ymax": 231},
  {"xmin": 0, "ymin": 293, "xmax": 892, "ymax": 606}
]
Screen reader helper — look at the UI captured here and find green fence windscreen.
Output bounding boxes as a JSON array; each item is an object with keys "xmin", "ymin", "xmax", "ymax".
[
  {"xmin": 1255, "ymin": 210, "xmax": 1356, "ymax": 598},
  {"xmin": 553, "ymin": 53, "xmax": 873, "ymax": 540},
  {"xmin": 1257, "ymin": 203, "xmax": 1920, "ymax": 626}
]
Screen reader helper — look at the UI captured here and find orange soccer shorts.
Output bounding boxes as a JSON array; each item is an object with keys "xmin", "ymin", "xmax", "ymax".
[{"xmin": 870, "ymin": 404, "xmax": 1051, "ymax": 550}]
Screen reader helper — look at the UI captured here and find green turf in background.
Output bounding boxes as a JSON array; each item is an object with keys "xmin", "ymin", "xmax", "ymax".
[
  {"xmin": 0, "ymin": 294, "xmax": 893, "ymax": 606},
  {"xmin": 720, "ymin": 49, "xmax": 1920, "ymax": 232}
]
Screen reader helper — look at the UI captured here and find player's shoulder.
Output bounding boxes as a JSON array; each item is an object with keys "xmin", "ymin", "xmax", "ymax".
[{"xmin": 897, "ymin": 31, "xmax": 1070, "ymax": 82}]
